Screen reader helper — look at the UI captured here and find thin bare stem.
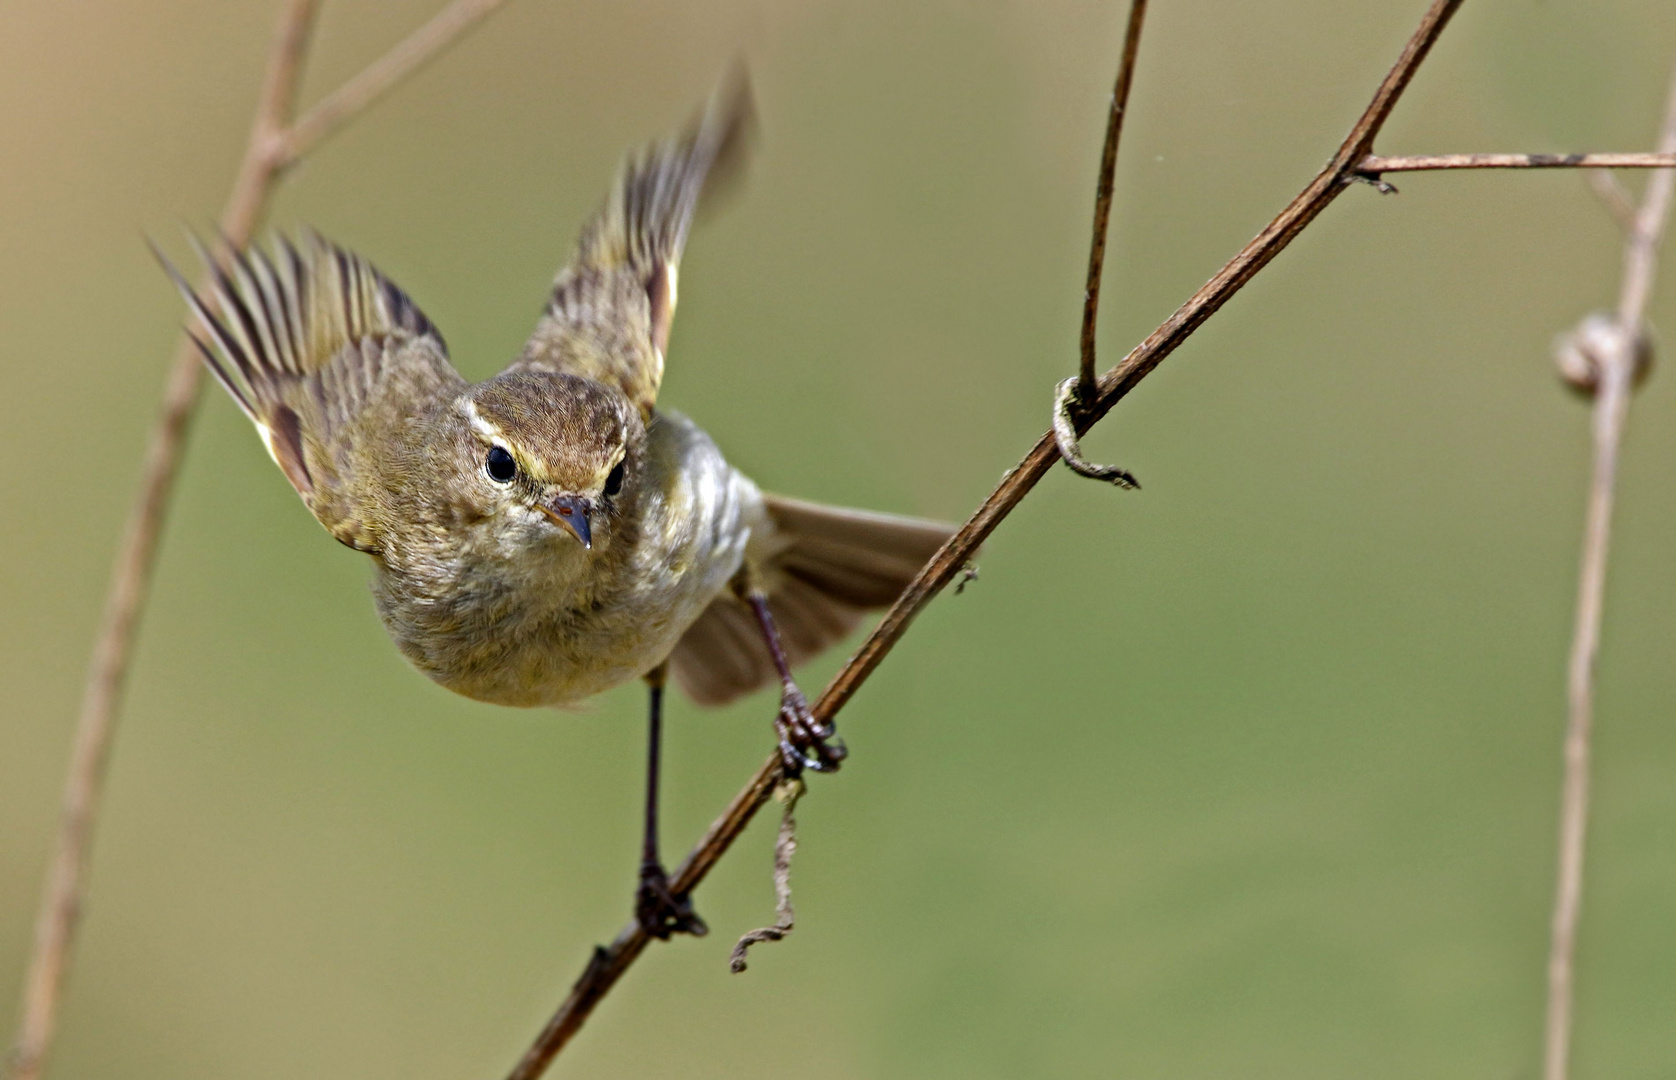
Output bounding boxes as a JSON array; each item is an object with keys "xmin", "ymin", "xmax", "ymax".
[
  {"xmin": 506, "ymin": 2, "xmax": 1466, "ymax": 1075},
  {"xmin": 6, "ymin": 3, "xmax": 516, "ymax": 1077},
  {"xmin": 728, "ymin": 779, "xmax": 805, "ymax": 973},
  {"xmin": 1075, "ymin": 0, "xmax": 1149, "ymax": 404},
  {"xmin": 6, "ymin": 5, "xmax": 318, "ymax": 1076},
  {"xmin": 274, "ymin": 0, "xmax": 513, "ymax": 167},
  {"xmin": 1359, "ymin": 151, "xmax": 1676, "ymax": 173},
  {"xmin": 1543, "ymin": 58, "xmax": 1676, "ymax": 1080}
]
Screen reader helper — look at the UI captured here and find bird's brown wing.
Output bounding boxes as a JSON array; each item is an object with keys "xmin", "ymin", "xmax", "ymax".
[
  {"xmin": 160, "ymin": 231, "xmax": 465, "ymax": 552},
  {"xmin": 667, "ymin": 496, "xmax": 957, "ymax": 706},
  {"xmin": 508, "ymin": 71, "xmax": 754, "ymax": 419}
]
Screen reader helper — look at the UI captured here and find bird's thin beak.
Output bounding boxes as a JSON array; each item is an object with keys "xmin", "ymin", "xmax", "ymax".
[{"xmin": 540, "ymin": 496, "xmax": 593, "ymax": 549}]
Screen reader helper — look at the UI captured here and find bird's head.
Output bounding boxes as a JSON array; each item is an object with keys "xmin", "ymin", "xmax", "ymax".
[{"xmin": 456, "ymin": 371, "xmax": 645, "ymax": 555}]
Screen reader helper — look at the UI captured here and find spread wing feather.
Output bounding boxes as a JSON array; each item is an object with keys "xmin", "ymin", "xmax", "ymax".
[
  {"xmin": 511, "ymin": 71, "xmax": 755, "ymax": 417},
  {"xmin": 158, "ymin": 231, "xmax": 465, "ymax": 552}
]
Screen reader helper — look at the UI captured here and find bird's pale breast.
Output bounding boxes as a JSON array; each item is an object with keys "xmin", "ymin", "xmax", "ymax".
[{"xmin": 373, "ymin": 410, "xmax": 761, "ymax": 708}]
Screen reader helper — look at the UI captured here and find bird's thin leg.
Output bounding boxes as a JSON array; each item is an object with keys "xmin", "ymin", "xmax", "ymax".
[
  {"xmin": 634, "ymin": 664, "xmax": 706, "ymax": 939},
  {"xmin": 744, "ymin": 591, "xmax": 848, "ymax": 774}
]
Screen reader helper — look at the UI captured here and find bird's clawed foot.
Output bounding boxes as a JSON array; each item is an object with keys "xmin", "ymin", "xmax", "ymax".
[
  {"xmin": 775, "ymin": 683, "xmax": 847, "ymax": 775},
  {"xmin": 636, "ymin": 863, "xmax": 707, "ymax": 940}
]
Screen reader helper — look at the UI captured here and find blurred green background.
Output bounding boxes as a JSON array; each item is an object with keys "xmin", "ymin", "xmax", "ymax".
[{"xmin": 4, "ymin": 1, "xmax": 1676, "ymax": 1077}]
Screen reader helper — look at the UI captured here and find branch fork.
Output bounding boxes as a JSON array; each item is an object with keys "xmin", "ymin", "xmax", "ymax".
[
  {"xmin": 1057, "ymin": 0, "xmax": 1149, "ymax": 491},
  {"xmin": 1052, "ymin": 377, "xmax": 1140, "ymax": 488}
]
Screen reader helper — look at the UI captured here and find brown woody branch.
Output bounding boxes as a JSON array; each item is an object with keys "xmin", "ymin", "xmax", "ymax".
[
  {"xmin": 6, "ymin": 3, "xmax": 512, "ymax": 1078},
  {"xmin": 1542, "ymin": 60, "xmax": 1676, "ymax": 1080},
  {"xmin": 1359, "ymin": 150, "xmax": 1676, "ymax": 174},
  {"xmin": 508, "ymin": 1, "xmax": 1477, "ymax": 1076},
  {"xmin": 1057, "ymin": 0, "xmax": 1148, "ymax": 488},
  {"xmin": 1075, "ymin": 0, "xmax": 1149, "ymax": 405}
]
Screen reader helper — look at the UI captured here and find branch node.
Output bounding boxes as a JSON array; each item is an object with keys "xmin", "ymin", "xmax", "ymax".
[
  {"xmin": 574, "ymin": 946, "xmax": 611, "ymax": 991},
  {"xmin": 954, "ymin": 562, "xmax": 980, "ymax": 595},
  {"xmin": 729, "ymin": 778, "xmax": 805, "ymax": 974},
  {"xmin": 1554, "ymin": 313, "xmax": 1654, "ymax": 398},
  {"xmin": 1052, "ymin": 378, "xmax": 1139, "ymax": 489},
  {"xmin": 1350, "ymin": 170, "xmax": 1399, "ymax": 195},
  {"xmin": 250, "ymin": 125, "xmax": 294, "ymax": 173}
]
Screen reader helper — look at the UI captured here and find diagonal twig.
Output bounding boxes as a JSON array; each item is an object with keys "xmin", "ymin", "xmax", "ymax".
[
  {"xmin": 6, "ymin": 3, "xmax": 514, "ymax": 1078},
  {"xmin": 506, "ymin": 2, "xmax": 1474, "ymax": 1076},
  {"xmin": 1542, "ymin": 57, "xmax": 1676, "ymax": 1080}
]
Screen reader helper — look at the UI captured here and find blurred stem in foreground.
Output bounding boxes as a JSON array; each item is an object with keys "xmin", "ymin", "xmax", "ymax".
[
  {"xmin": 5, "ymin": 3, "xmax": 512, "ymax": 1078},
  {"xmin": 1543, "ymin": 60, "xmax": 1676, "ymax": 1080}
]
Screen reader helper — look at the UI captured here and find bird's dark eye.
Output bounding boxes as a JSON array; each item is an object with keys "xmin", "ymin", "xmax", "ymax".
[
  {"xmin": 485, "ymin": 445, "xmax": 517, "ymax": 483},
  {"xmin": 603, "ymin": 459, "xmax": 626, "ymax": 499}
]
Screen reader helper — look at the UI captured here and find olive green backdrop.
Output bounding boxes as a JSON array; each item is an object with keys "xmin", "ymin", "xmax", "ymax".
[{"xmin": 3, "ymin": 1, "xmax": 1675, "ymax": 1077}]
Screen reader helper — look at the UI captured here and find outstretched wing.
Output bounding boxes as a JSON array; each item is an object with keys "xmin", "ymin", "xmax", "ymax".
[
  {"xmin": 509, "ymin": 70, "xmax": 755, "ymax": 418},
  {"xmin": 159, "ymin": 231, "xmax": 465, "ymax": 552}
]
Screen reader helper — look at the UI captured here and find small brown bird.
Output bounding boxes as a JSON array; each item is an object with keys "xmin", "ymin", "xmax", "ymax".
[{"xmin": 160, "ymin": 75, "xmax": 954, "ymax": 938}]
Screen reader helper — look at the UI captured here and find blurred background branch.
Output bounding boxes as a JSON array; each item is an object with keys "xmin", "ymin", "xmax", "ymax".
[
  {"xmin": 5, "ymin": 3, "xmax": 511, "ymax": 1078},
  {"xmin": 1542, "ymin": 59, "xmax": 1676, "ymax": 1080}
]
